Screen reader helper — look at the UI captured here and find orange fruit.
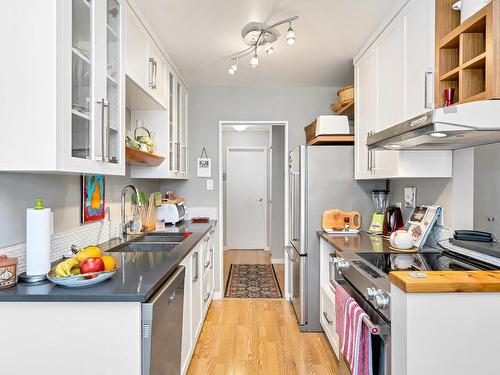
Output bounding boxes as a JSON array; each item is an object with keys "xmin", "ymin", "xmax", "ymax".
[{"xmin": 101, "ymin": 255, "xmax": 116, "ymax": 271}]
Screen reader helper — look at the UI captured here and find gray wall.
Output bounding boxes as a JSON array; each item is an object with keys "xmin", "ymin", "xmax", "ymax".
[
  {"xmin": 0, "ymin": 171, "xmax": 160, "ymax": 248},
  {"xmin": 160, "ymin": 86, "xmax": 339, "ymax": 206},
  {"xmin": 474, "ymin": 143, "xmax": 500, "ymax": 236},
  {"xmin": 271, "ymin": 126, "xmax": 285, "ymax": 260}
]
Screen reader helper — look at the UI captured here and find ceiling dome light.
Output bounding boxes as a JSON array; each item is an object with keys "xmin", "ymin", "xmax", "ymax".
[
  {"xmin": 430, "ymin": 132, "xmax": 448, "ymax": 138},
  {"xmin": 265, "ymin": 42, "xmax": 274, "ymax": 55},
  {"xmin": 286, "ymin": 23, "xmax": 296, "ymax": 45},
  {"xmin": 250, "ymin": 50, "xmax": 259, "ymax": 67},
  {"xmin": 233, "ymin": 125, "xmax": 248, "ymax": 131}
]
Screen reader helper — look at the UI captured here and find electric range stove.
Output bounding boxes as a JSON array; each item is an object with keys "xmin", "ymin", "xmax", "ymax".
[{"xmin": 333, "ymin": 249, "xmax": 496, "ymax": 322}]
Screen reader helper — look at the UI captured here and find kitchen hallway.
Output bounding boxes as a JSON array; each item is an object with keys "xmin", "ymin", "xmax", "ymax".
[{"xmin": 186, "ymin": 299, "xmax": 339, "ymax": 375}]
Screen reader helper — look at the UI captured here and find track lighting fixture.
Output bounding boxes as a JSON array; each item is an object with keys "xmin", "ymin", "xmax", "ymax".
[
  {"xmin": 250, "ymin": 50, "xmax": 259, "ymax": 67},
  {"xmin": 227, "ymin": 16, "xmax": 298, "ymax": 74},
  {"xmin": 265, "ymin": 42, "xmax": 274, "ymax": 55},
  {"xmin": 286, "ymin": 22, "xmax": 296, "ymax": 45}
]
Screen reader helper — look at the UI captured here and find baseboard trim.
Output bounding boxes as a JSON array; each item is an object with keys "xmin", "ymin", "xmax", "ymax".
[
  {"xmin": 213, "ymin": 291, "xmax": 223, "ymax": 300},
  {"xmin": 272, "ymin": 258, "xmax": 284, "ymax": 264}
]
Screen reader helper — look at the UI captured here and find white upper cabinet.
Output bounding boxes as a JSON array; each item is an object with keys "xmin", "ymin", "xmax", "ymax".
[
  {"xmin": 354, "ymin": 0, "xmax": 452, "ymax": 180},
  {"xmin": 0, "ymin": 0, "xmax": 125, "ymax": 175},
  {"xmin": 125, "ymin": 7, "xmax": 168, "ymax": 109},
  {"xmin": 405, "ymin": 0, "xmax": 435, "ymax": 119},
  {"xmin": 354, "ymin": 48, "xmax": 378, "ymax": 179}
]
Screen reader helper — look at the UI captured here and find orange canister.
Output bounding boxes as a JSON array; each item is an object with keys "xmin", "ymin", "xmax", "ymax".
[{"xmin": 0, "ymin": 255, "xmax": 18, "ymax": 289}]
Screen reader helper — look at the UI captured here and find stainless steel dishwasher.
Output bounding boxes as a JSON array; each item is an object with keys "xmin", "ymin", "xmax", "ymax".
[{"xmin": 142, "ymin": 266, "xmax": 185, "ymax": 375}]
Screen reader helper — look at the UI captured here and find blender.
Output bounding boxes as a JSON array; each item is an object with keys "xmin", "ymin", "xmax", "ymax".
[{"xmin": 369, "ymin": 190, "xmax": 389, "ymax": 234}]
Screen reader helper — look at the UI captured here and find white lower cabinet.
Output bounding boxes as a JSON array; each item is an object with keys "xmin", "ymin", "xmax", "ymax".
[
  {"xmin": 180, "ymin": 230, "xmax": 215, "ymax": 374},
  {"xmin": 320, "ymin": 285, "xmax": 339, "ymax": 357},
  {"xmin": 319, "ymin": 238, "xmax": 340, "ymax": 358}
]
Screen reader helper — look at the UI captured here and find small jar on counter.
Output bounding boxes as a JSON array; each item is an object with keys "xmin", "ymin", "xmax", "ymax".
[{"xmin": 0, "ymin": 255, "xmax": 18, "ymax": 289}]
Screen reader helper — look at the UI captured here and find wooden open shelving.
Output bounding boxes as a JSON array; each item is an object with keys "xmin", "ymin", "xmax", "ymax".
[
  {"xmin": 435, "ymin": 0, "xmax": 500, "ymax": 107},
  {"xmin": 125, "ymin": 146, "xmax": 165, "ymax": 166},
  {"xmin": 307, "ymin": 134, "xmax": 354, "ymax": 146}
]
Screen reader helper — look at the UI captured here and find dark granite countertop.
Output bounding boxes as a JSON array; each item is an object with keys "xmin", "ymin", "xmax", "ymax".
[
  {"xmin": 0, "ymin": 221, "xmax": 216, "ymax": 302},
  {"xmin": 318, "ymin": 231, "xmax": 436, "ymax": 254}
]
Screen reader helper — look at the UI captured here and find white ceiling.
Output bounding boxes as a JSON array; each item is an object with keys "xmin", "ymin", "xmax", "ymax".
[{"xmin": 135, "ymin": 0, "xmax": 399, "ymax": 87}]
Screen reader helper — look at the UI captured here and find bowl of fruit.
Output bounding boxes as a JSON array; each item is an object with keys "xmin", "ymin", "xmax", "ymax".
[{"xmin": 47, "ymin": 246, "xmax": 118, "ymax": 288}]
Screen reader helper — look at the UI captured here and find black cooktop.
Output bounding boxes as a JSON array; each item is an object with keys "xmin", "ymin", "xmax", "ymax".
[{"xmin": 357, "ymin": 251, "xmax": 494, "ymax": 275}]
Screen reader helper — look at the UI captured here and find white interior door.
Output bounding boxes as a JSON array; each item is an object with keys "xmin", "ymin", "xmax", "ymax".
[{"xmin": 226, "ymin": 147, "xmax": 267, "ymax": 249}]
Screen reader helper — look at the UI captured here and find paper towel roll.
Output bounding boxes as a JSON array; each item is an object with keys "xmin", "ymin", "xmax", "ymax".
[{"xmin": 26, "ymin": 208, "xmax": 52, "ymax": 276}]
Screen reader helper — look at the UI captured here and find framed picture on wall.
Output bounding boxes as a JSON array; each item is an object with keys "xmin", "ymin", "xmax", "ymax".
[{"xmin": 81, "ymin": 174, "xmax": 105, "ymax": 223}]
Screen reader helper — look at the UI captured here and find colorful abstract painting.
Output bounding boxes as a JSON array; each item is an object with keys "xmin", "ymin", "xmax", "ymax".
[{"xmin": 82, "ymin": 175, "xmax": 105, "ymax": 223}]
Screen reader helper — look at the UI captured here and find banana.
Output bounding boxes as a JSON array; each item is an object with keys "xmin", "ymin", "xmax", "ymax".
[
  {"xmin": 76, "ymin": 246, "xmax": 102, "ymax": 262},
  {"xmin": 55, "ymin": 258, "xmax": 80, "ymax": 277}
]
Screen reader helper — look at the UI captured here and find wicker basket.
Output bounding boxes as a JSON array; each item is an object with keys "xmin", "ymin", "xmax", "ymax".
[
  {"xmin": 304, "ymin": 120, "xmax": 317, "ymax": 143},
  {"xmin": 337, "ymin": 85, "xmax": 354, "ymax": 102}
]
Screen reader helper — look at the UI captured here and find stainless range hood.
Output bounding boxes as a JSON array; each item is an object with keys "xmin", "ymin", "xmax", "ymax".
[{"xmin": 367, "ymin": 101, "xmax": 500, "ymax": 150}]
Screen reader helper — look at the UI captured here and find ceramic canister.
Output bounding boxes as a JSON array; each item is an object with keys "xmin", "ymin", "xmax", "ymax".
[{"xmin": 0, "ymin": 255, "xmax": 18, "ymax": 289}]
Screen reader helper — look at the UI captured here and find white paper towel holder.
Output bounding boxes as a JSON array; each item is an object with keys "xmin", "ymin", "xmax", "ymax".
[{"xmin": 19, "ymin": 198, "xmax": 51, "ymax": 283}]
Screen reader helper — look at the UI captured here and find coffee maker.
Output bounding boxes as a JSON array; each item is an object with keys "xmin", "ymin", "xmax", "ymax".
[{"xmin": 368, "ymin": 190, "xmax": 389, "ymax": 234}]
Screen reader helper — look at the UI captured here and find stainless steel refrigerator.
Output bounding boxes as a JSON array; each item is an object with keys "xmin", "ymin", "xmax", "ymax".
[{"xmin": 286, "ymin": 145, "xmax": 384, "ymax": 331}]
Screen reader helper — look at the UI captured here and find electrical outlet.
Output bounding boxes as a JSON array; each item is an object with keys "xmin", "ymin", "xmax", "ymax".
[{"xmin": 207, "ymin": 179, "xmax": 214, "ymax": 191}]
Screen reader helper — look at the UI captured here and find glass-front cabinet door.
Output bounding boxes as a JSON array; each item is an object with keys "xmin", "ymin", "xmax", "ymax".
[
  {"xmin": 169, "ymin": 72, "xmax": 175, "ymax": 173},
  {"xmin": 180, "ymin": 85, "xmax": 188, "ymax": 176},
  {"xmin": 67, "ymin": 0, "xmax": 124, "ymax": 174},
  {"xmin": 106, "ymin": 0, "xmax": 121, "ymax": 164},
  {"xmin": 71, "ymin": 0, "xmax": 92, "ymax": 160}
]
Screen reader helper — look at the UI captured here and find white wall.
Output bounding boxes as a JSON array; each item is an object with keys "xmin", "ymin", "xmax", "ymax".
[{"xmin": 0, "ymin": 171, "xmax": 160, "ymax": 249}]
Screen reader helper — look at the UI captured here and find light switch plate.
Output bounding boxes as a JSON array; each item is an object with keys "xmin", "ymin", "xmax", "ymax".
[{"xmin": 207, "ymin": 179, "xmax": 214, "ymax": 190}]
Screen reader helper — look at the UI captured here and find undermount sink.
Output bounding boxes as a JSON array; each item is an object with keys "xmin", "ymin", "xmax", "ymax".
[
  {"xmin": 107, "ymin": 242, "xmax": 180, "ymax": 253},
  {"xmin": 134, "ymin": 234, "xmax": 184, "ymax": 243}
]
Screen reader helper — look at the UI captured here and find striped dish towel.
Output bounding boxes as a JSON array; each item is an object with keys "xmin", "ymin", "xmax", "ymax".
[{"xmin": 335, "ymin": 284, "xmax": 373, "ymax": 375}]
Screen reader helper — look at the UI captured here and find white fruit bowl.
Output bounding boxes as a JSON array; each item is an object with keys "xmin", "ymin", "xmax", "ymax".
[{"xmin": 47, "ymin": 268, "xmax": 118, "ymax": 288}]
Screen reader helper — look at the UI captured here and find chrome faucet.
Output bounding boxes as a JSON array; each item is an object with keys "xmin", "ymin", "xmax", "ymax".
[{"xmin": 120, "ymin": 184, "xmax": 142, "ymax": 240}]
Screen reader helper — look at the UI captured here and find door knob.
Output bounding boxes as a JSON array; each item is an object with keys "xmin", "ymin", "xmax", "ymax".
[{"xmin": 257, "ymin": 198, "xmax": 263, "ymax": 202}]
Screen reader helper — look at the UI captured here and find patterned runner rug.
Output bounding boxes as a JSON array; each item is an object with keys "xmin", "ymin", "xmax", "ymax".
[{"xmin": 225, "ymin": 264, "xmax": 282, "ymax": 298}]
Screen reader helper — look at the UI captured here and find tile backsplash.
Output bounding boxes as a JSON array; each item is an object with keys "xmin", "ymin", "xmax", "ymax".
[{"xmin": 0, "ymin": 219, "xmax": 121, "ymax": 274}]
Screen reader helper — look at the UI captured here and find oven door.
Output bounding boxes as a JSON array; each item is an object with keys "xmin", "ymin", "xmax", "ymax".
[{"xmin": 332, "ymin": 277, "xmax": 391, "ymax": 375}]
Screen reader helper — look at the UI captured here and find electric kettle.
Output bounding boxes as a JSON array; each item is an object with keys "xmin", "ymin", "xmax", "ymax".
[{"xmin": 382, "ymin": 206, "xmax": 404, "ymax": 237}]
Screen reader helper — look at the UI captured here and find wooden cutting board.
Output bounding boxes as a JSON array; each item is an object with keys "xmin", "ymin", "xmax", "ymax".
[{"xmin": 322, "ymin": 209, "xmax": 361, "ymax": 231}]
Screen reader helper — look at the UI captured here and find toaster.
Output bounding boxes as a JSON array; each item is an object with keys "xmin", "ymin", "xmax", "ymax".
[{"xmin": 156, "ymin": 202, "xmax": 186, "ymax": 225}]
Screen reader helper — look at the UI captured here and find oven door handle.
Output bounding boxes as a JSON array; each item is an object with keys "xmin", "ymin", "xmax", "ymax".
[{"xmin": 362, "ymin": 315, "xmax": 383, "ymax": 335}]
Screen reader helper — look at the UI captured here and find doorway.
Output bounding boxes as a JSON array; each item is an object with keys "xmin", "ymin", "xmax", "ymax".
[{"xmin": 218, "ymin": 121, "xmax": 288, "ymax": 299}]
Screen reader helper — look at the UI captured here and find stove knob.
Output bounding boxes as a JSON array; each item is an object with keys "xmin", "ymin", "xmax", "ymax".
[
  {"xmin": 374, "ymin": 294, "xmax": 390, "ymax": 310},
  {"xmin": 365, "ymin": 287, "xmax": 380, "ymax": 301},
  {"xmin": 336, "ymin": 259, "xmax": 349, "ymax": 272}
]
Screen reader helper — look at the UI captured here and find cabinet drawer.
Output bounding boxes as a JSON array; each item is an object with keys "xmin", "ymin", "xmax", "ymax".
[{"xmin": 320, "ymin": 286, "xmax": 339, "ymax": 357}]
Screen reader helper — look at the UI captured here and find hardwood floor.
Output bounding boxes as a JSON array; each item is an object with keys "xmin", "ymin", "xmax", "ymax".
[
  {"xmin": 187, "ymin": 299, "xmax": 339, "ymax": 375},
  {"xmin": 223, "ymin": 250, "xmax": 285, "ymax": 293},
  {"xmin": 187, "ymin": 250, "xmax": 339, "ymax": 374}
]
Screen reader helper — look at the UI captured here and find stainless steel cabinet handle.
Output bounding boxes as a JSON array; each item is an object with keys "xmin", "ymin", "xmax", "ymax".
[
  {"xmin": 97, "ymin": 98, "xmax": 109, "ymax": 162},
  {"xmin": 103, "ymin": 99, "xmax": 109, "ymax": 162},
  {"xmin": 424, "ymin": 70, "xmax": 434, "ymax": 109},
  {"xmin": 153, "ymin": 59, "xmax": 158, "ymax": 88},
  {"xmin": 192, "ymin": 252, "xmax": 199, "ymax": 282},
  {"xmin": 203, "ymin": 292, "xmax": 210, "ymax": 302},
  {"xmin": 204, "ymin": 261, "xmax": 210, "ymax": 269},
  {"xmin": 148, "ymin": 58, "xmax": 157, "ymax": 89},
  {"xmin": 323, "ymin": 312, "xmax": 333, "ymax": 325}
]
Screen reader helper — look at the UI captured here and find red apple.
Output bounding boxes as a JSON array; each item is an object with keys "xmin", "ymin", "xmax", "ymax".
[{"xmin": 80, "ymin": 257, "xmax": 105, "ymax": 279}]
